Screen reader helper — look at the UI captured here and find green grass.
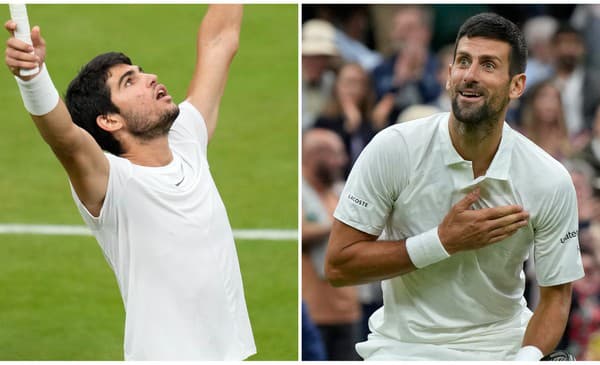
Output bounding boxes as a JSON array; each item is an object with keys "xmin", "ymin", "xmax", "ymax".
[
  {"xmin": 0, "ymin": 4, "xmax": 297, "ymax": 360},
  {"xmin": 0, "ymin": 236, "xmax": 297, "ymax": 360}
]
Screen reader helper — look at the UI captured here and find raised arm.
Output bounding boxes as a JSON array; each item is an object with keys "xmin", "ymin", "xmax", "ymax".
[
  {"xmin": 5, "ymin": 21, "xmax": 108, "ymax": 216},
  {"xmin": 186, "ymin": 5, "xmax": 242, "ymax": 142}
]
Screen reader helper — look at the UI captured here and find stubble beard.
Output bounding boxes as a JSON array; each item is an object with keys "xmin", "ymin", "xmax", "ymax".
[
  {"xmin": 126, "ymin": 104, "xmax": 180, "ymax": 140},
  {"xmin": 451, "ymin": 84, "xmax": 509, "ymax": 137}
]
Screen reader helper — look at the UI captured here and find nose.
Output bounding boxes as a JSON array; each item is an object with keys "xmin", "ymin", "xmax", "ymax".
[
  {"xmin": 145, "ymin": 73, "xmax": 158, "ymax": 87},
  {"xmin": 462, "ymin": 63, "xmax": 479, "ymax": 84}
]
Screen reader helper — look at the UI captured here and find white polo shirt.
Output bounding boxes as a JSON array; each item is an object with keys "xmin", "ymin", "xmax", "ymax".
[
  {"xmin": 334, "ymin": 112, "xmax": 584, "ymax": 360},
  {"xmin": 71, "ymin": 101, "xmax": 256, "ymax": 360}
]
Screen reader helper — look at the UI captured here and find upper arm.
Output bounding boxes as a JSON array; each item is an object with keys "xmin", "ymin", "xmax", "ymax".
[
  {"xmin": 186, "ymin": 5, "xmax": 242, "ymax": 143},
  {"xmin": 31, "ymin": 99, "xmax": 109, "ymax": 216},
  {"xmin": 327, "ymin": 219, "xmax": 377, "ymax": 263},
  {"xmin": 332, "ymin": 128, "xmax": 405, "ymax": 236},
  {"xmin": 533, "ymin": 171, "xmax": 584, "ymax": 286}
]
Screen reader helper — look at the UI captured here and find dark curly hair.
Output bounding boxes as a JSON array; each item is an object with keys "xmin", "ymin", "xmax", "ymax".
[{"xmin": 65, "ymin": 52, "xmax": 132, "ymax": 155}]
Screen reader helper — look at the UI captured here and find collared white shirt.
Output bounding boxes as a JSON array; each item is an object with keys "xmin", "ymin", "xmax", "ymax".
[{"xmin": 334, "ymin": 112, "xmax": 584, "ymax": 360}]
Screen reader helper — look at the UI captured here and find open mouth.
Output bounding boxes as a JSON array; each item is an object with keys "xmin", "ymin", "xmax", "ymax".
[
  {"xmin": 155, "ymin": 85, "xmax": 168, "ymax": 100},
  {"xmin": 459, "ymin": 90, "xmax": 483, "ymax": 99}
]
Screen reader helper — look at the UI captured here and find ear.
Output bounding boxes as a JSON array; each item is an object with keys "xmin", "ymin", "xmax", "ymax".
[
  {"xmin": 96, "ymin": 113, "xmax": 124, "ymax": 133},
  {"xmin": 509, "ymin": 73, "xmax": 526, "ymax": 100}
]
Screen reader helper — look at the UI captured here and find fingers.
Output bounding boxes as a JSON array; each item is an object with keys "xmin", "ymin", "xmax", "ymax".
[
  {"xmin": 6, "ymin": 36, "xmax": 34, "ymax": 53},
  {"xmin": 454, "ymin": 187, "xmax": 480, "ymax": 211},
  {"xmin": 5, "ymin": 38, "xmax": 39, "ymax": 71},
  {"xmin": 31, "ymin": 25, "xmax": 44, "ymax": 48},
  {"xmin": 4, "ymin": 20, "xmax": 16, "ymax": 34},
  {"xmin": 479, "ymin": 204, "xmax": 524, "ymax": 219},
  {"xmin": 488, "ymin": 218, "xmax": 529, "ymax": 241}
]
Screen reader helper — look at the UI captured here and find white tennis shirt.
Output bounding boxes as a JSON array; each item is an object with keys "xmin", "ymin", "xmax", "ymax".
[
  {"xmin": 334, "ymin": 113, "xmax": 584, "ymax": 360},
  {"xmin": 70, "ymin": 101, "xmax": 255, "ymax": 360}
]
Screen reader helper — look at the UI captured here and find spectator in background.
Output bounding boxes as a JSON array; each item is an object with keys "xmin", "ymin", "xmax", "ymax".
[
  {"xmin": 565, "ymin": 248, "xmax": 600, "ymax": 359},
  {"xmin": 564, "ymin": 159, "xmax": 600, "ymax": 234},
  {"xmin": 551, "ymin": 24, "xmax": 600, "ymax": 136},
  {"xmin": 302, "ymin": 302, "xmax": 327, "ymax": 360},
  {"xmin": 302, "ymin": 129, "xmax": 361, "ymax": 360},
  {"xmin": 575, "ymin": 105, "xmax": 600, "ymax": 196},
  {"xmin": 571, "ymin": 4, "xmax": 600, "ymax": 70},
  {"xmin": 332, "ymin": 6, "xmax": 383, "ymax": 72},
  {"xmin": 315, "ymin": 63, "xmax": 378, "ymax": 177},
  {"xmin": 522, "ymin": 16, "xmax": 558, "ymax": 89},
  {"xmin": 371, "ymin": 6, "xmax": 440, "ymax": 126},
  {"xmin": 520, "ymin": 81, "xmax": 572, "ymax": 160},
  {"xmin": 302, "ymin": 20, "xmax": 339, "ymax": 131},
  {"xmin": 431, "ymin": 44, "xmax": 455, "ymax": 112}
]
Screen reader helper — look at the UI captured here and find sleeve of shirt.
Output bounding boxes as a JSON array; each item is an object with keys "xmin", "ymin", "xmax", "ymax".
[
  {"xmin": 333, "ymin": 128, "xmax": 407, "ymax": 236},
  {"xmin": 69, "ymin": 153, "xmax": 132, "ymax": 268},
  {"xmin": 168, "ymin": 101, "xmax": 209, "ymax": 156},
  {"xmin": 533, "ymin": 170, "xmax": 585, "ymax": 287}
]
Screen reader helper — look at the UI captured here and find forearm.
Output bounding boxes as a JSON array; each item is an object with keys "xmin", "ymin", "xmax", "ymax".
[
  {"xmin": 199, "ymin": 5, "xmax": 242, "ymax": 54},
  {"xmin": 325, "ymin": 238, "xmax": 416, "ymax": 286},
  {"xmin": 520, "ymin": 284, "xmax": 572, "ymax": 357},
  {"xmin": 15, "ymin": 64, "xmax": 82, "ymax": 153},
  {"xmin": 32, "ymin": 100, "xmax": 82, "ymax": 153}
]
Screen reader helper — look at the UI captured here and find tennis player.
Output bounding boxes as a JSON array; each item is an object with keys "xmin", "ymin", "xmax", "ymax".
[
  {"xmin": 4, "ymin": 5, "xmax": 255, "ymax": 360},
  {"xmin": 326, "ymin": 13, "xmax": 584, "ymax": 360}
]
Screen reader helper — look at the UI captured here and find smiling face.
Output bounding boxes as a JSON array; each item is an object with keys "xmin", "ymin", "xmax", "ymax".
[
  {"xmin": 447, "ymin": 36, "xmax": 525, "ymax": 127},
  {"xmin": 103, "ymin": 64, "xmax": 180, "ymax": 140}
]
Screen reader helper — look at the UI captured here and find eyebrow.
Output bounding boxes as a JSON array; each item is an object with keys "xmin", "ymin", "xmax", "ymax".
[
  {"xmin": 118, "ymin": 66, "xmax": 142, "ymax": 88},
  {"xmin": 456, "ymin": 51, "xmax": 503, "ymax": 64}
]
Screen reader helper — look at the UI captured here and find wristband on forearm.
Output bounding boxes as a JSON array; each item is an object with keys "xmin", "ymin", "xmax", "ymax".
[
  {"xmin": 14, "ymin": 63, "xmax": 60, "ymax": 116},
  {"xmin": 514, "ymin": 346, "xmax": 543, "ymax": 361},
  {"xmin": 405, "ymin": 226, "xmax": 450, "ymax": 268}
]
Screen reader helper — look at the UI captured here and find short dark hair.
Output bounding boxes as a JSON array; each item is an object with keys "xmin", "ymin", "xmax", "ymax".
[
  {"xmin": 454, "ymin": 13, "xmax": 527, "ymax": 77},
  {"xmin": 65, "ymin": 52, "xmax": 132, "ymax": 155}
]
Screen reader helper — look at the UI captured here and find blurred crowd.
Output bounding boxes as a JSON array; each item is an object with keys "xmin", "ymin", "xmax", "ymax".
[{"xmin": 301, "ymin": 4, "xmax": 600, "ymax": 361}]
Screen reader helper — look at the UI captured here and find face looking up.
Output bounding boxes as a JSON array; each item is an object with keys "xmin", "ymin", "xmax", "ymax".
[{"xmin": 104, "ymin": 64, "xmax": 180, "ymax": 140}]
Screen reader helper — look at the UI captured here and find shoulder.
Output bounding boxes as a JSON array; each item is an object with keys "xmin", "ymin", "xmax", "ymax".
[
  {"xmin": 353, "ymin": 113, "xmax": 446, "ymax": 178},
  {"xmin": 177, "ymin": 100, "xmax": 207, "ymax": 123},
  {"xmin": 509, "ymin": 128, "xmax": 573, "ymax": 194},
  {"xmin": 373, "ymin": 112, "xmax": 446, "ymax": 154}
]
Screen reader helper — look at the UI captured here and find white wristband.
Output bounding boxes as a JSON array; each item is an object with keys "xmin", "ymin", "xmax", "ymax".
[
  {"xmin": 514, "ymin": 346, "xmax": 543, "ymax": 361},
  {"xmin": 405, "ymin": 226, "xmax": 450, "ymax": 268},
  {"xmin": 14, "ymin": 63, "xmax": 60, "ymax": 116}
]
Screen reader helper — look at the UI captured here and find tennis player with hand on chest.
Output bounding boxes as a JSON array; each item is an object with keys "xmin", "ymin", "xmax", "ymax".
[
  {"xmin": 4, "ymin": 5, "xmax": 255, "ymax": 361},
  {"xmin": 326, "ymin": 13, "xmax": 584, "ymax": 361}
]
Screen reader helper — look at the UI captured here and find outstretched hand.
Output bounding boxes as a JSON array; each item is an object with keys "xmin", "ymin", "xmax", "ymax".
[
  {"xmin": 438, "ymin": 188, "xmax": 530, "ymax": 254},
  {"xmin": 4, "ymin": 20, "xmax": 46, "ymax": 80}
]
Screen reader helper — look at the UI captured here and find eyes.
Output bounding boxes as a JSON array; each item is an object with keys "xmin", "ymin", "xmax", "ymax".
[{"xmin": 456, "ymin": 56, "xmax": 497, "ymax": 72}]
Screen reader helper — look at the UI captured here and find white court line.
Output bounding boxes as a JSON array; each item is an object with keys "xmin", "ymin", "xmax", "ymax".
[{"xmin": 0, "ymin": 224, "xmax": 297, "ymax": 241}]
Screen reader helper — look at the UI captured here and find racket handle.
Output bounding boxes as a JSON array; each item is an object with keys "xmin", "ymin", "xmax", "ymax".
[{"xmin": 9, "ymin": 4, "xmax": 39, "ymax": 76}]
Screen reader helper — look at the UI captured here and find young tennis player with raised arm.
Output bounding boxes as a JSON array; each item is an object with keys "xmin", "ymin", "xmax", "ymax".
[
  {"xmin": 326, "ymin": 13, "xmax": 583, "ymax": 361},
  {"xmin": 4, "ymin": 5, "xmax": 255, "ymax": 360}
]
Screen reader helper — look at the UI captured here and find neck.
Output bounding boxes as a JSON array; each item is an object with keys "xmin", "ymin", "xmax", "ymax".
[
  {"xmin": 120, "ymin": 136, "xmax": 173, "ymax": 166},
  {"xmin": 448, "ymin": 113, "xmax": 504, "ymax": 178}
]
